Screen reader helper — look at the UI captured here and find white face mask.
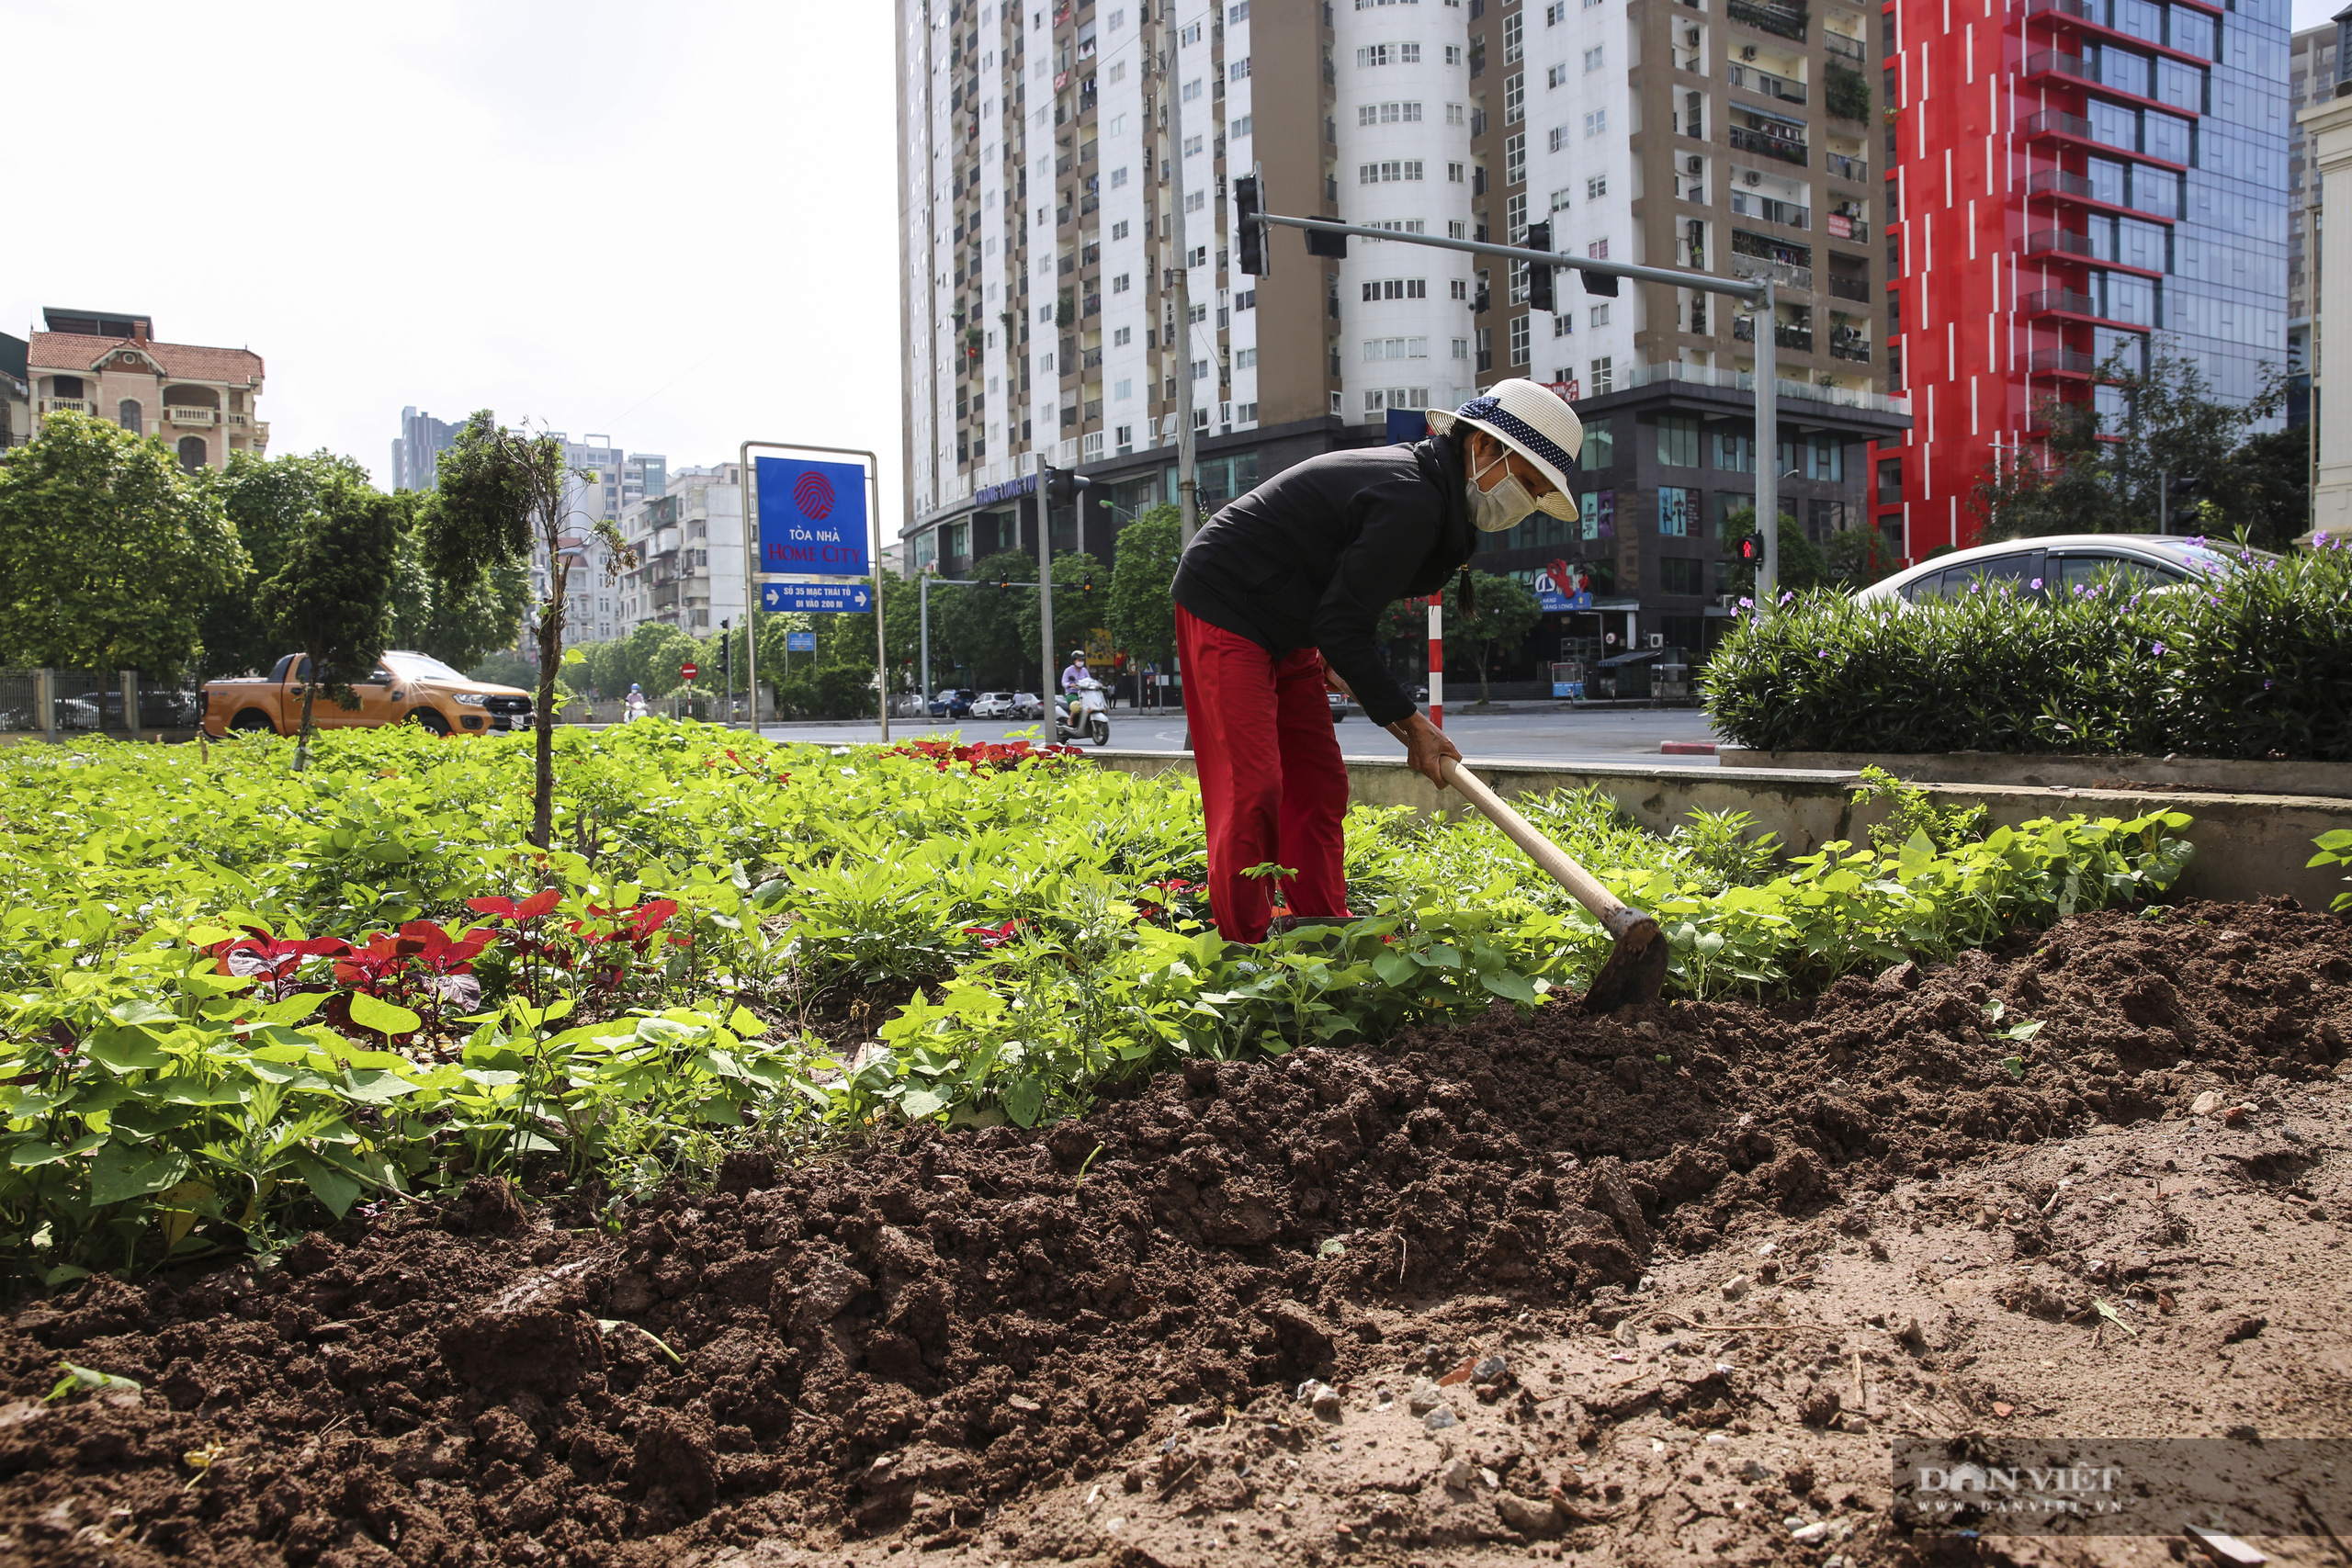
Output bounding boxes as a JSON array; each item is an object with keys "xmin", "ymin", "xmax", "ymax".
[{"xmin": 1466, "ymin": 447, "xmax": 1541, "ymax": 533}]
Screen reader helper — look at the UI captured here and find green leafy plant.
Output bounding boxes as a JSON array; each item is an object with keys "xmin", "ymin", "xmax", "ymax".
[{"xmin": 2309, "ymin": 829, "xmax": 2352, "ymax": 914}]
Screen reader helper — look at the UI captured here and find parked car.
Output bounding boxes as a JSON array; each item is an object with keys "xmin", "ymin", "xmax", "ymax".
[
  {"xmin": 969, "ymin": 691, "xmax": 1018, "ymax": 718},
  {"xmin": 1327, "ymin": 690, "xmax": 1349, "ymax": 723},
  {"xmin": 203, "ymin": 650, "xmax": 533, "ymax": 739},
  {"xmin": 928, "ymin": 688, "xmax": 977, "ymax": 718},
  {"xmin": 1854, "ymin": 535, "xmax": 2278, "ymax": 606},
  {"xmin": 1011, "ymin": 691, "xmax": 1046, "ymax": 719}
]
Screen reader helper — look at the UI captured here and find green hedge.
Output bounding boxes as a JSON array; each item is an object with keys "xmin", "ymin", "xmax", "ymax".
[{"xmin": 1702, "ymin": 540, "xmax": 2352, "ymax": 761}]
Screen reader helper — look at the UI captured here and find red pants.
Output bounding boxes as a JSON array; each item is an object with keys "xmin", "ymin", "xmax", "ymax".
[{"xmin": 1176, "ymin": 605, "xmax": 1351, "ymax": 943}]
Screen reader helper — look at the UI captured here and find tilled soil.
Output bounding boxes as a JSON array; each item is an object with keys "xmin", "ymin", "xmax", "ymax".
[{"xmin": 2, "ymin": 899, "xmax": 2347, "ymax": 1567}]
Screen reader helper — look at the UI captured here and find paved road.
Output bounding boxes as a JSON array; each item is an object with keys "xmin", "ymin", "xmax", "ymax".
[{"xmin": 746, "ymin": 705, "xmax": 1726, "ymax": 767}]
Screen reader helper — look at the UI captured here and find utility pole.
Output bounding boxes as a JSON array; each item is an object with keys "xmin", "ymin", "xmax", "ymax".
[{"xmin": 1167, "ymin": 39, "xmax": 1200, "ymax": 547}]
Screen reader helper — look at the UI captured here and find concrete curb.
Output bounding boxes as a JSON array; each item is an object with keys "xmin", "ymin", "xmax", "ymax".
[{"xmin": 1082, "ymin": 749, "xmax": 2352, "ymax": 909}]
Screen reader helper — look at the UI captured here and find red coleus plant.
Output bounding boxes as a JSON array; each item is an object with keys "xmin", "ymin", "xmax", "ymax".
[
  {"xmin": 209, "ymin": 927, "xmax": 355, "ymax": 1003},
  {"xmin": 466, "ymin": 889, "xmax": 561, "ymax": 922},
  {"xmin": 572, "ymin": 899, "xmax": 684, "ymax": 953},
  {"xmin": 334, "ymin": 920, "xmax": 495, "ymax": 995},
  {"xmin": 1134, "ymin": 878, "xmax": 1204, "ymax": 927},
  {"xmin": 959, "ymin": 918, "xmax": 1023, "ymax": 949},
  {"xmin": 886, "ymin": 738, "xmax": 1080, "ymax": 773}
]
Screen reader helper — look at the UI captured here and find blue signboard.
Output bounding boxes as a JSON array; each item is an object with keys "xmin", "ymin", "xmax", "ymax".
[
  {"xmin": 786, "ymin": 630, "xmax": 817, "ymax": 652},
  {"xmin": 762, "ymin": 581, "xmax": 872, "ymax": 614},
  {"xmin": 755, "ymin": 456, "xmax": 869, "ymax": 575}
]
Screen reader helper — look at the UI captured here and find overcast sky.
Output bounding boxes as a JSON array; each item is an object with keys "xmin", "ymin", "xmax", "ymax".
[{"xmin": 7, "ymin": 0, "xmax": 906, "ymax": 525}]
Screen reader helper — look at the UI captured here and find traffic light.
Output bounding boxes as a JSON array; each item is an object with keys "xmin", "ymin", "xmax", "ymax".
[
  {"xmin": 1583, "ymin": 262, "xmax": 1620, "ymax": 298},
  {"xmin": 1080, "ymin": 574, "xmax": 1095, "ymax": 595},
  {"xmin": 996, "ymin": 568, "xmax": 1015, "ymax": 591},
  {"xmin": 1524, "ymin": 221, "xmax": 1554, "ymax": 313},
  {"xmin": 1235, "ymin": 172, "xmax": 1269, "ymax": 276},
  {"xmin": 1737, "ymin": 535, "xmax": 1762, "ymax": 564},
  {"xmin": 1044, "ymin": 466, "xmax": 1091, "ymax": 505}
]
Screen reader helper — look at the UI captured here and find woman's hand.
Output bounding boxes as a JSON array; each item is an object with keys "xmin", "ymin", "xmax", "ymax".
[
  {"xmin": 1385, "ymin": 709, "xmax": 1462, "ymax": 788},
  {"xmin": 1322, "ymin": 661, "xmax": 1356, "ymax": 700}
]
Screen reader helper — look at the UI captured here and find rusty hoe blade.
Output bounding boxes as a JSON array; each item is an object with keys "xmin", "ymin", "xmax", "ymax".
[{"xmin": 1580, "ymin": 904, "xmax": 1668, "ymax": 1014}]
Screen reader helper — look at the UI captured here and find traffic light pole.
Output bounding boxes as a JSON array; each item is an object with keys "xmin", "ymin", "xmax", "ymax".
[
  {"xmin": 916, "ymin": 572, "xmax": 1049, "ymax": 716},
  {"xmin": 1251, "ymin": 209, "xmax": 1781, "ymax": 605}
]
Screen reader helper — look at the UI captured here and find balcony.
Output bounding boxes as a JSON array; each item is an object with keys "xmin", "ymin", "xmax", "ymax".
[
  {"xmin": 2022, "ymin": 286, "xmax": 2098, "ymax": 318},
  {"xmin": 2021, "ymin": 50, "xmax": 2094, "ymax": 85},
  {"xmin": 1727, "ymin": 0, "xmax": 1808, "ymax": 40},
  {"xmin": 1727, "ymin": 62, "xmax": 1807, "ymax": 105},
  {"xmin": 166, "ymin": 406, "xmax": 217, "ymax": 426},
  {"xmin": 2025, "ymin": 226, "xmax": 2098, "ymax": 260},
  {"xmin": 1824, "ymin": 29, "xmax": 1867, "ymax": 59},
  {"xmin": 1729, "ymin": 125, "xmax": 1808, "ymax": 165},
  {"xmin": 1732, "ymin": 317, "xmax": 1816, "ymax": 351},
  {"xmin": 2028, "ymin": 346, "xmax": 2098, "ymax": 376},
  {"xmin": 1731, "ymin": 253, "xmax": 1815, "ymax": 291},
  {"xmin": 1731, "ymin": 190, "xmax": 1810, "ymax": 229},
  {"xmin": 1829, "ymin": 333, "xmax": 1872, "ymax": 362},
  {"xmin": 2024, "ymin": 0, "xmax": 2211, "ymax": 63},
  {"xmin": 1826, "ymin": 151, "xmax": 1869, "ymax": 182},
  {"xmin": 1826, "ymin": 272, "xmax": 1872, "ymax": 301},
  {"xmin": 2021, "ymin": 108, "xmax": 2095, "ymax": 144},
  {"xmin": 41, "ymin": 399, "xmax": 88, "ymax": 415}
]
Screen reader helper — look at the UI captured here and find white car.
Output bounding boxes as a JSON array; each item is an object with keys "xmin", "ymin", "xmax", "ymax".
[
  {"xmin": 969, "ymin": 691, "xmax": 1019, "ymax": 718},
  {"xmin": 1853, "ymin": 534, "xmax": 2276, "ymax": 605}
]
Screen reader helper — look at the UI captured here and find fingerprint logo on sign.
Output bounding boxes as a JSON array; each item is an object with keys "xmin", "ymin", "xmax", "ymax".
[{"xmin": 792, "ymin": 469, "xmax": 835, "ymax": 521}]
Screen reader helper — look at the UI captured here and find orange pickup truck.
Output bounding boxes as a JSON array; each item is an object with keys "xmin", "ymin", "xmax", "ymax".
[{"xmin": 201, "ymin": 650, "xmax": 535, "ymax": 739}]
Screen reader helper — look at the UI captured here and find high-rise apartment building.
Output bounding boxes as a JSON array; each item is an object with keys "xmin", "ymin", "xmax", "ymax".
[
  {"xmin": 2290, "ymin": 18, "xmax": 2335, "ymax": 424},
  {"xmin": 391, "ymin": 407, "xmax": 461, "ymax": 492},
  {"xmin": 897, "ymin": 0, "xmax": 1904, "ymax": 670},
  {"xmin": 616, "ymin": 464, "xmax": 748, "ymax": 637},
  {"xmin": 1880, "ymin": 0, "xmax": 2290, "ymax": 553}
]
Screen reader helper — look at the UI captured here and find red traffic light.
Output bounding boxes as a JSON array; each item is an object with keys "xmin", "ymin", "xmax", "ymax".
[
  {"xmin": 680, "ymin": 661, "xmax": 699, "ymax": 681},
  {"xmin": 1737, "ymin": 536, "xmax": 1762, "ymax": 564}
]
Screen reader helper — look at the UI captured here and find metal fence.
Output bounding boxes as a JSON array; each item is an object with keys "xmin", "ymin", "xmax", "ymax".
[{"xmin": 0, "ymin": 671, "xmax": 205, "ymax": 739}]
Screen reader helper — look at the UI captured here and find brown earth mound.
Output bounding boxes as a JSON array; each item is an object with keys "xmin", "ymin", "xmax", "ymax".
[{"xmin": 0, "ymin": 899, "xmax": 2345, "ymax": 1566}]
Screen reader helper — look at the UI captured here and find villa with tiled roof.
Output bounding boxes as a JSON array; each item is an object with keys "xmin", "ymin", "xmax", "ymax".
[{"xmin": 25, "ymin": 308, "xmax": 266, "ymax": 471}]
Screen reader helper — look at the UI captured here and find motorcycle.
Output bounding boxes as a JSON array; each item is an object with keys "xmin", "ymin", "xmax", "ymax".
[{"xmin": 1056, "ymin": 679, "xmax": 1111, "ymax": 748}]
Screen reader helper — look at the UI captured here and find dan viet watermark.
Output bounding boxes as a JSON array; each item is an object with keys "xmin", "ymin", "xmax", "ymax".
[{"xmin": 1892, "ymin": 1439, "xmax": 2352, "ymax": 1538}]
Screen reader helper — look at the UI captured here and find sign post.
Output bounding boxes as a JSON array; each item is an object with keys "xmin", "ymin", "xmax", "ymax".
[{"xmin": 738, "ymin": 442, "xmax": 887, "ymax": 739}]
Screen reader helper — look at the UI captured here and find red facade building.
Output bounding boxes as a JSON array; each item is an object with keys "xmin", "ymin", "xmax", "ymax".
[{"xmin": 1875, "ymin": 0, "xmax": 2290, "ymax": 555}]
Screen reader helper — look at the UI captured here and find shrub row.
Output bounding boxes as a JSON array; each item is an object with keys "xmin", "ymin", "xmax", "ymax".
[{"xmin": 1702, "ymin": 539, "xmax": 2352, "ymax": 760}]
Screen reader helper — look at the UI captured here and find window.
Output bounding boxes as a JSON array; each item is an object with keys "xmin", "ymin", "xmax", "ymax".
[
  {"xmin": 1589, "ymin": 355, "xmax": 1614, "ymax": 394},
  {"xmin": 1111, "ymin": 219, "xmax": 1129, "ymax": 240},
  {"xmin": 1449, "ymin": 219, "xmax": 1467, "ymax": 238},
  {"xmin": 1232, "ymin": 114, "xmax": 1253, "ymax": 138},
  {"xmin": 1506, "ymin": 192, "xmax": 1527, "ymax": 243},
  {"xmin": 1359, "ymin": 160, "xmax": 1426, "ymax": 181},
  {"xmin": 1363, "ymin": 336, "xmax": 1431, "ymax": 359},
  {"xmin": 1115, "ymin": 378, "xmax": 1133, "ymax": 400},
  {"xmin": 1447, "ymin": 102, "xmax": 1466, "ymax": 125},
  {"xmin": 1659, "ymin": 555, "xmax": 1704, "ymax": 592},
  {"xmin": 1554, "ymin": 310, "xmax": 1575, "ymax": 336},
  {"xmin": 1546, "ymin": 0, "xmax": 1566, "ymax": 19},
  {"xmin": 1584, "ymin": 45, "xmax": 1605, "ymax": 73},
  {"xmin": 1110, "ymin": 166, "xmax": 1128, "ymax": 187},
  {"xmin": 1806, "ymin": 434, "xmax": 1845, "ymax": 481},
  {"xmin": 1583, "ymin": 418, "xmax": 1613, "ymax": 468},
  {"xmin": 1182, "ymin": 76, "xmax": 1203, "ymax": 99},
  {"xmin": 1186, "ymin": 188, "xmax": 1205, "ymax": 211},
  {"xmin": 1713, "ymin": 429, "xmax": 1755, "ymax": 471},
  {"xmin": 1588, "ymin": 175, "xmax": 1608, "ymax": 199},
  {"xmin": 1446, "ymin": 44, "xmax": 1463, "ymax": 64},
  {"xmin": 1236, "ymin": 347, "xmax": 1259, "ymax": 368},
  {"xmin": 1236, "ymin": 288, "xmax": 1257, "ymax": 310},
  {"xmin": 119, "ymin": 400, "xmax": 142, "ymax": 435},
  {"xmin": 1657, "ymin": 416, "xmax": 1700, "ymax": 467},
  {"xmin": 1358, "ymin": 43, "xmax": 1392, "ymax": 66},
  {"xmin": 1180, "ymin": 20, "xmax": 1203, "ymax": 42},
  {"xmin": 1108, "ymin": 114, "xmax": 1127, "ymax": 136},
  {"xmin": 1403, "ymin": 42, "xmax": 1421, "ymax": 61},
  {"xmin": 1113, "ymin": 272, "xmax": 1131, "ymax": 292},
  {"xmin": 1505, "ymin": 132, "xmax": 1525, "ymax": 185},
  {"xmin": 1114, "ymin": 325, "xmax": 1132, "ymax": 345},
  {"xmin": 1548, "ymin": 63, "xmax": 1567, "ymax": 87},
  {"xmin": 1453, "ymin": 336, "xmax": 1471, "ymax": 359},
  {"xmin": 1583, "ymin": 108, "xmax": 1607, "ymax": 137},
  {"xmin": 1449, "ymin": 161, "xmax": 1466, "ymax": 182},
  {"xmin": 1589, "ymin": 302, "xmax": 1611, "ymax": 327},
  {"xmin": 1510, "ymin": 315, "xmax": 1531, "ymax": 364},
  {"xmin": 1877, "ymin": 457, "xmax": 1902, "ymax": 505},
  {"xmin": 1451, "ymin": 278, "xmax": 1469, "ymax": 299},
  {"xmin": 1504, "ymin": 14, "xmax": 1523, "ymax": 62},
  {"xmin": 1505, "ymin": 73, "xmax": 1525, "ymax": 121},
  {"xmin": 1230, "ymin": 58, "xmax": 1251, "ymax": 81},
  {"xmin": 1193, "ymin": 358, "xmax": 1210, "ymax": 378},
  {"xmin": 1549, "ymin": 124, "xmax": 1567, "ymax": 151},
  {"xmin": 1183, "ymin": 133, "xmax": 1203, "ymax": 156},
  {"xmin": 1360, "ymin": 100, "xmax": 1425, "ymax": 124},
  {"xmin": 1362, "ymin": 278, "xmax": 1430, "ymax": 299},
  {"xmin": 1229, "ymin": 1, "xmax": 1250, "ymax": 19}
]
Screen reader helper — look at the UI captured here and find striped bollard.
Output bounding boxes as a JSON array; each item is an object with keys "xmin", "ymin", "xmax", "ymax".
[{"xmin": 1427, "ymin": 595, "xmax": 1443, "ymax": 729}]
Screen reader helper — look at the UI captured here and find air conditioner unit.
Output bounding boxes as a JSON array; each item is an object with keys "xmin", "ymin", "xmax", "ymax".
[
  {"xmin": 1646, "ymin": 633, "xmax": 1665, "ymax": 649},
  {"xmin": 1746, "ymin": 169, "xmax": 1763, "ymax": 186},
  {"xmin": 1741, "ymin": 44, "xmax": 1758, "ymax": 59},
  {"xmin": 1687, "ymin": 154, "xmax": 1704, "ymax": 174},
  {"xmin": 1685, "ymin": 26, "xmax": 1702, "ymax": 44}
]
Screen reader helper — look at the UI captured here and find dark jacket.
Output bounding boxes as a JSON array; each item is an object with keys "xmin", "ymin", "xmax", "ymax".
[{"xmin": 1172, "ymin": 437, "xmax": 1471, "ymax": 727}]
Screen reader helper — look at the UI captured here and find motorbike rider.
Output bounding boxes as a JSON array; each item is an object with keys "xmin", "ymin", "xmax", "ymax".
[{"xmin": 1059, "ymin": 649, "xmax": 1091, "ymax": 728}]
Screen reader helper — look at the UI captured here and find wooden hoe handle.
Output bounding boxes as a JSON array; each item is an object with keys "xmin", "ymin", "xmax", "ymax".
[{"xmin": 1441, "ymin": 757, "xmax": 1641, "ymax": 935}]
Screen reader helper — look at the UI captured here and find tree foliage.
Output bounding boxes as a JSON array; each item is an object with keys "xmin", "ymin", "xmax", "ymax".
[
  {"xmin": 1109, "ymin": 504, "xmax": 1182, "ymax": 674},
  {"xmin": 1975, "ymin": 348, "xmax": 2286, "ymax": 543},
  {"xmin": 1380, "ymin": 570, "xmax": 1543, "ymax": 702},
  {"xmin": 427, "ymin": 412, "xmax": 628, "ymax": 848},
  {"xmin": 388, "ymin": 491, "xmax": 531, "ymax": 670},
  {"xmin": 0, "ymin": 412, "xmax": 248, "ymax": 675},
  {"xmin": 258, "ymin": 475, "xmax": 401, "ymax": 771},
  {"xmin": 197, "ymin": 451, "xmax": 368, "ymax": 679}
]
